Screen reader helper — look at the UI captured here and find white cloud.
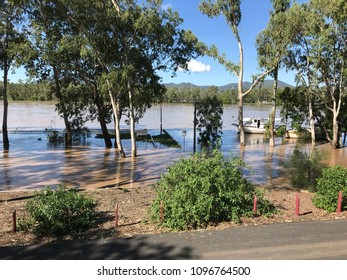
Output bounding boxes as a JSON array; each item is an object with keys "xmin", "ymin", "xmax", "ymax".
[
  {"xmin": 180, "ymin": 60, "xmax": 211, "ymax": 73},
  {"xmin": 161, "ymin": 3, "xmax": 172, "ymax": 11}
]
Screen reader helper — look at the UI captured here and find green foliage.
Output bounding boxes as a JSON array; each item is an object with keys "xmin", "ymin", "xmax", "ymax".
[
  {"xmin": 47, "ymin": 130, "xmax": 65, "ymax": 143},
  {"xmin": 46, "ymin": 127, "xmax": 91, "ymax": 144},
  {"xmin": 275, "ymin": 124, "xmax": 286, "ymax": 137},
  {"xmin": 286, "ymin": 145, "xmax": 326, "ymax": 191},
  {"xmin": 313, "ymin": 166, "xmax": 347, "ymax": 212},
  {"xmin": 150, "ymin": 150, "xmax": 275, "ymax": 230},
  {"xmin": 6, "ymin": 81, "xmax": 54, "ymax": 101},
  {"xmin": 196, "ymin": 95, "xmax": 223, "ymax": 148},
  {"xmin": 25, "ymin": 186, "xmax": 97, "ymax": 236}
]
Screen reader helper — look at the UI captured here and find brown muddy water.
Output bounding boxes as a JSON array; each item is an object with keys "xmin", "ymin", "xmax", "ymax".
[{"xmin": 0, "ymin": 101, "xmax": 346, "ymax": 190}]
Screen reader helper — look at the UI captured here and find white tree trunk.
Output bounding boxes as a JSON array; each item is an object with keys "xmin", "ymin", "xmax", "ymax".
[
  {"xmin": 236, "ymin": 28, "xmax": 245, "ymax": 146},
  {"xmin": 269, "ymin": 69, "xmax": 278, "ymax": 147},
  {"xmin": 332, "ymin": 108, "xmax": 339, "ymax": 148},
  {"xmin": 127, "ymin": 80, "xmax": 137, "ymax": 157},
  {"xmin": 308, "ymin": 97, "xmax": 315, "ymax": 147},
  {"xmin": 107, "ymin": 79, "xmax": 126, "ymax": 158}
]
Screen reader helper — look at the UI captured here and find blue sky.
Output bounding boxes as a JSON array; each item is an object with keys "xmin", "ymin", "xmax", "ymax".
[
  {"xmin": 160, "ymin": 0, "xmax": 307, "ymax": 86},
  {"xmin": 6, "ymin": 0, "xmax": 306, "ymax": 86}
]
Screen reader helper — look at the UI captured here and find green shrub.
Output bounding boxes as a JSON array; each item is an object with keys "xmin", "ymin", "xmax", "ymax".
[
  {"xmin": 313, "ymin": 166, "xmax": 347, "ymax": 212},
  {"xmin": 149, "ymin": 150, "xmax": 275, "ymax": 230},
  {"xmin": 25, "ymin": 186, "xmax": 97, "ymax": 236},
  {"xmin": 286, "ymin": 145, "xmax": 326, "ymax": 191},
  {"xmin": 196, "ymin": 95, "xmax": 223, "ymax": 148}
]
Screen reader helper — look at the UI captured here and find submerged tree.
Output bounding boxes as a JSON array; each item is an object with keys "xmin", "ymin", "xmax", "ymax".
[
  {"xmin": 196, "ymin": 95, "xmax": 223, "ymax": 148},
  {"xmin": 284, "ymin": 2, "xmax": 324, "ymax": 146},
  {"xmin": 110, "ymin": 0, "xmax": 202, "ymax": 157},
  {"xmin": 0, "ymin": 0, "xmax": 26, "ymax": 150},
  {"xmin": 309, "ymin": 0, "xmax": 347, "ymax": 148},
  {"xmin": 256, "ymin": 0, "xmax": 292, "ymax": 147}
]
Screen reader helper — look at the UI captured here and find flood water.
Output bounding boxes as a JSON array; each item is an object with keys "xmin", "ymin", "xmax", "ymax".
[{"xmin": 0, "ymin": 101, "xmax": 346, "ymax": 190}]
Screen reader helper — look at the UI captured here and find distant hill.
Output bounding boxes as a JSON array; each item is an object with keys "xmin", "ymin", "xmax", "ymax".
[{"xmin": 164, "ymin": 80, "xmax": 292, "ymax": 91}]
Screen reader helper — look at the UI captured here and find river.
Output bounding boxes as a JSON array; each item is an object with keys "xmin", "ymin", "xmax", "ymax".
[{"xmin": 0, "ymin": 101, "xmax": 346, "ymax": 190}]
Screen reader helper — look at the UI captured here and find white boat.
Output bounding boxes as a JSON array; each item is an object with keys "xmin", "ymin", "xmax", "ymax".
[
  {"xmin": 233, "ymin": 117, "xmax": 283, "ymax": 134},
  {"xmin": 243, "ymin": 117, "xmax": 268, "ymax": 134}
]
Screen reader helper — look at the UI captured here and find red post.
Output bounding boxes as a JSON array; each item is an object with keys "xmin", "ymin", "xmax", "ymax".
[
  {"xmin": 337, "ymin": 191, "xmax": 343, "ymax": 214},
  {"xmin": 160, "ymin": 200, "xmax": 164, "ymax": 224},
  {"xmin": 295, "ymin": 193, "xmax": 300, "ymax": 217},
  {"xmin": 114, "ymin": 204, "xmax": 119, "ymax": 227},
  {"xmin": 253, "ymin": 195, "xmax": 257, "ymax": 213},
  {"xmin": 12, "ymin": 210, "xmax": 17, "ymax": 234}
]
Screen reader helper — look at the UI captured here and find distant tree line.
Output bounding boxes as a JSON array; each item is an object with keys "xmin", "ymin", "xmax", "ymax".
[
  {"xmin": 163, "ymin": 85, "xmax": 274, "ymax": 104},
  {"xmin": 0, "ymin": 81, "xmax": 54, "ymax": 101},
  {"xmin": 1, "ymin": 81, "xmax": 275, "ymax": 104}
]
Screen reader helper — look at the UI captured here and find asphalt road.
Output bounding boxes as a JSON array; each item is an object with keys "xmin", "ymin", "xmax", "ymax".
[{"xmin": 1, "ymin": 219, "xmax": 347, "ymax": 260}]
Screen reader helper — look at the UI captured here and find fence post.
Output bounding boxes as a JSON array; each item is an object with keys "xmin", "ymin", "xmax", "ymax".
[
  {"xmin": 253, "ymin": 195, "xmax": 257, "ymax": 214},
  {"xmin": 295, "ymin": 193, "xmax": 300, "ymax": 217},
  {"xmin": 12, "ymin": 210, "xmax": 17, "ymax": 234},
  {"xmin": 337, "ymin": 191, "xmax": 343, "ymax": 214}
]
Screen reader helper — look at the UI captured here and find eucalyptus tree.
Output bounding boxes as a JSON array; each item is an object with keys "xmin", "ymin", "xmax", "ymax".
[
  {"xmin": 256, "ymin": 0, "xmax": 291, "ymax": 147},
  {"xmin": 51, "ymin": 0, "xmax": 201, "ymax": 157},
  {"xmin": 112, "ymin": 0, "xmax": 202, "ymax": 157},
  {"xmin": 283, "ymin": 2, "xmax": 323, "ymax": 146},
  {"xmin": 199, "ymin": 0, "xmax": 273, "ymax": 146},
  {"xmin": 0, "ymin": 0, "xmax": 26, "ymax": 150},
  {"xmin": 308, "ymin": 0, "xmax": 347, "ymax": 148},
  {"xmin": 25, "ymin": 0, "xmax": 114, "ymax": 147},
  {"xmin": 23, "ymin": 0, "xmax": 79, "ymax": 146}
]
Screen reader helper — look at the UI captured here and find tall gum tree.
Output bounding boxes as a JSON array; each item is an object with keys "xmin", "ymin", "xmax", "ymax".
[
  {"xmin": 111, "ymin": 0, "xmax": 202, "ymax": 157},
  {"xmin": 256, "ymin": 0, "xmax": 291, "ymax": 147},
  {"xmin": 24, "ymin": 0, "xmax": 86, "ymax": 147},
  {"xmin": 199, "ymin": 0, "xmax": 273, "ymax": 146},
  {"xmin": 310, "ymin": 0, "xmax": 347, "ymax": 148},
  {"xmin": 56, "ymin": 0, "xmax": 201, "ymax": 158},
  {"xmin": 1, "ymin": 0, "xmax": 25, "ymax": 150},
  {"xmin": 283, "ymin": 3, "xmax": 322, "ymax": 147}
]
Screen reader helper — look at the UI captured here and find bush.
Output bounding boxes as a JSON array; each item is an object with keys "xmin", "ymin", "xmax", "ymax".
[
  {"xmin": 149, "ymin": 150, "xmax": 275, "ymax": 230},
  {"xmin": 313, "ymin": 166, "xmax": 347, "ymax": 212},
  {"xmin": 46, "ymin": 127, "xmax": 91, "ymax": 144},
  {"xmin": 196, "ymin": 95, "xmax": 223, "ymax": 148},
  {"xmin": 25, "ymin": 186, "xmax": 97, "ymax": 236},
  {"xmin": 286, "ymin": 145, "xmax": 326, "ymax": 191}
]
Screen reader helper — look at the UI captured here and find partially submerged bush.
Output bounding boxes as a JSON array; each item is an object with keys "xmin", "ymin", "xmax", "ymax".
[
  {"xmin": 286, "ymin": 145, "xmax": 326, "ymax": 191},
  {"xmin": 25, "ymin": 186, "xmax": 97, "ymax": 236},
  {"xmin": 46, "ymin": 127, "xmax": 91, "ymax": 144},
  {"xmin": 150, "ymin": 150, "xmax": 275, "ymax": 230},
  {"xmin": 313, "ymin": 166, "xmax": 347, "ymax": 212}
]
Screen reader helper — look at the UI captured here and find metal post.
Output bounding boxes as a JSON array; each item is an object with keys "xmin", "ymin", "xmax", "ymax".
[
  {"xmin": 160, "ymin": 103, "xmax": 163, "ymax": 135},
  {"xmin": 182, "ymin": 130, "xmax": 186, "ymax": 152},
  {"xmin": 193, "ymin": 102, "xmax": 197, "ymax": 153}
]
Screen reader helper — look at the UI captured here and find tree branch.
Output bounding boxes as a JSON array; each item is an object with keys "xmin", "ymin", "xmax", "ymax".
[{"xmin": 242, "ymin": 68, "xmax": 274, "ymax": 96}]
